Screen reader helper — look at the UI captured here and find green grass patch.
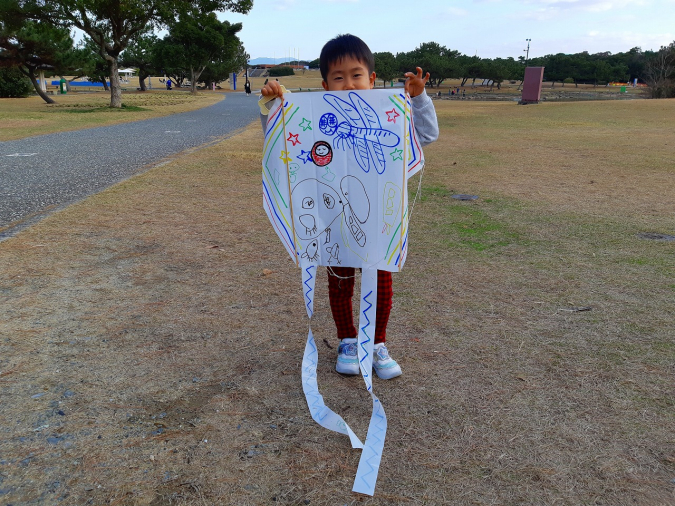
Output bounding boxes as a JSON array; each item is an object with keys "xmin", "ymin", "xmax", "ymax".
[{"xmin": 420, "ymin": 185, "xmax": 520, "ymax": 252}]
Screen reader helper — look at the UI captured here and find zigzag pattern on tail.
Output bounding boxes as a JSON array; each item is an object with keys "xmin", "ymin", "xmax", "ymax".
[{"xmin": 303, "ymin": 265, "xmax": 315, "ymax": 317}]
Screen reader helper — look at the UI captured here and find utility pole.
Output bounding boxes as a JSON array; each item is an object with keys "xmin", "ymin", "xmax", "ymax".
[
  {"xmin": 518, "ymin": 39, "xmax": 532, "ymax": 91},
  {"xmin": 524, "ymin": 39, "xmax": 531, "ymax": 67}
]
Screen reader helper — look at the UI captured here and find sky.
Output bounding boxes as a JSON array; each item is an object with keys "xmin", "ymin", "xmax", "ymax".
[{"xmin": 219, "ymin": 0, "xmax": 674, "ymax": 62}]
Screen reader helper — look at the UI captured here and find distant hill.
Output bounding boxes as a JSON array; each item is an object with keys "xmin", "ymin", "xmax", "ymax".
[{"xmin": 248, "ymin": 57, "xmax": 315, "ymax": 66}]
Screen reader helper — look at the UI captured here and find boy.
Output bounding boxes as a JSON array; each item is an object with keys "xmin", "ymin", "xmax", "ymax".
[{"xmin": 261, "ymin": 34, "xmax": 438, "ymax": 379}]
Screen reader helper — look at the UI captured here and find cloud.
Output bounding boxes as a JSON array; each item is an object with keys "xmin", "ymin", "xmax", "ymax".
[
  {"xmin": 522, "ymin": 0, "xmax": 648, "ymax": 11},
  {"xmin": 445, "ymin": 7, "xmax": 470, "ymax": 15},
  {"xmin": 576, "ymin": 29, "xmax": 674, "ymax": 52},
  {"xmin": 271, "ymin": 0, "xmax": 298, "ymax": 10}
]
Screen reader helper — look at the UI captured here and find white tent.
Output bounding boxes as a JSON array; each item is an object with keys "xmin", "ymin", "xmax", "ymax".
[{"xmin": 118, "ymin": 68, "xmax": 136, "ymax": 76}]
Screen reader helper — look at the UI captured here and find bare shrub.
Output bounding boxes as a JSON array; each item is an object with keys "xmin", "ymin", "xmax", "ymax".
[{"xmin": 643, "ymin": 42, "xmax": 675, "ymax": 98}]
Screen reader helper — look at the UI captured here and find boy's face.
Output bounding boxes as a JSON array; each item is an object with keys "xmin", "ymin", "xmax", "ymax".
[{"xmin": 322, "ymin": 56, "xmax": 375, "ymax": 92}]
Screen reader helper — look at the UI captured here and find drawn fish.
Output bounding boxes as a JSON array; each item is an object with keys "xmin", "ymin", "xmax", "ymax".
[{"xmin": 301, "ymin": 240, "xmax": 320, "ymax": 263}]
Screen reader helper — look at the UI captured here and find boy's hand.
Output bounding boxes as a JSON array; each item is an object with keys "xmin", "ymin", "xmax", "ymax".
[
  {"xmin": 404, "ymin": 67, "xmax": 430, "ymax": 97},
  {"xmin": 261, "ymin": 80, "xmax": 284, "ymax": 100}
]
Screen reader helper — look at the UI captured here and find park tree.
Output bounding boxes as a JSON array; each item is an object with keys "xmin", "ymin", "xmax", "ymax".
[
  {"xmin": 154, "ymin": 13, "xmax": 244, "ymax": 93},
  {"xmin": 0, "ymin": 15, "xmax": 78, "ymax": 103},
  {"xmin": 544, "ymin": 53, "xmax": 573, "ymax": 87},
  {"xmin": 621, "ymin": 47, "xmax": 648, "ymax": 82},
  {"xmin": 456, "ymin": 55, "xmax": 483, "ymax": 87},
  {"xmin": 198, "ymin": 40, "xmax": 247, "ymax": 89},
  {"xmin": 401, "ymin": 42, "xmax": 459, "ymax": 88},
  {"xmin": 269, "ymin": 65, "xmax": 294, "ymax": 77},
  {"xmin": 120, "ymin": 31, "xmax": 159, "ymax": 91},
  {"xmin": 483, "ymin": 58, "xmax": 516, "ymax": 90},
  {"xmin": 373, "ymin": 51, "xmax": 397, "ymax": 88},
  {"xmin": 0, "ymin": 66, "xmax": 31, "ymax": 97},
  {"xmin": 10, "ymin": 0, "xmax": 252, "ymax": 107}
]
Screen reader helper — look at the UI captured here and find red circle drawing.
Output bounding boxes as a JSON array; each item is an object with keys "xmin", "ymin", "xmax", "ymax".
[{"xmin": 311, "ymin": 141, "xmax": 333, "ymax": 167}]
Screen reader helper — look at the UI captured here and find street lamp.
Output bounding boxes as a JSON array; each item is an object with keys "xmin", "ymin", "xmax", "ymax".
[{"xmin": 524, "ymin": 39, "xmax": 531, "ymax": 67}]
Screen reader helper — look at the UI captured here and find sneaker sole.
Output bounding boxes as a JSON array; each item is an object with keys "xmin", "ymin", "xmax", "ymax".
[
  {"xmin": 374, "ymin": 365, "xmax": 402, "ymax": 380},
  {"xmin": 336, "ymin": 362, "xmax": 360, "ymax": 375}
]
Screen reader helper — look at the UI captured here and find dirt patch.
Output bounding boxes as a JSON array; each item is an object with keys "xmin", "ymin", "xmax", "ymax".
[{"xmin": 1, "ymin": 100, "xmax": 674, "ymax": 505}]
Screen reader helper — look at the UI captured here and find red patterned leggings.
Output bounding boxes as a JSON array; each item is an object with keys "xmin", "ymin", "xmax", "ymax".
[{"xmin": 327, "ymin": 267, "xmax": 393, "ymax": 344}]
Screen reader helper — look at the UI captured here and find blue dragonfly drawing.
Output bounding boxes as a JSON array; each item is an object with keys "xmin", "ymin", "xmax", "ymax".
[{"xmin": 320, "ymin": 92, "xmax": 401, "ymax": 175}]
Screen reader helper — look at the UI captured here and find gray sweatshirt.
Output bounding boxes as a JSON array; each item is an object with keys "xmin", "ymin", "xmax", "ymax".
[{"xmin": 260, "ymin": 89, "xmax": 439, "ymax": 147}]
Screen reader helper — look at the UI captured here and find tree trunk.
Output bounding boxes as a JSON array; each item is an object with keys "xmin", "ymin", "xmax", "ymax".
[
  {"xmin": 461, "ymin": 77, "xmax": 468, "ymax": 86},
  {"xmin": 190, "ymin": 67, "xmax": 196, "ymax": 93},
  {"xmin": 108, "ymin": 58, "xmax": 122, "ymax": 108},
  {"xmin": 191, "ymin": 66, "xmax": 207, "ymax": 93},
  {"xmin": 22, "ymin": 66, "xmax": 55, "ymax": 104},
  {"xmin": 139, "ymin": 73, "xmax": 148, "ymax": 91}
]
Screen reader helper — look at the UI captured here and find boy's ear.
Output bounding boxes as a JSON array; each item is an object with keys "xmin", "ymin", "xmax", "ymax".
[
  {"xmin": 322, "ymin": 80, "xmax": 329, "ymax": 91},
  {"xmin": 369, "ymin": 72, "xmax": 376, "ymax": 89}
]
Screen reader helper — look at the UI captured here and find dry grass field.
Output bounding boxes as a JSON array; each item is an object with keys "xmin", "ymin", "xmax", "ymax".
[
  {"xmin": 0, "ymin": 91, "xmax": 223, "ymax": 141},
  {"xmin": 0, "ymin": 97, "xmax": 673, "ymax": 505}
]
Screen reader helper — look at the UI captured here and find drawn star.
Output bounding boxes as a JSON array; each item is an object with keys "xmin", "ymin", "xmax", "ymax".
[
  {"xmin": 386, "ymin": 108, "xmax": 400, "ymax": 123},
  {"xmin": 299, "ymin": 118, "xmax": 312, "ymax": 131},
  {"xmin": 279, "ymin": 150, "xmax": 292, "ymax": 164},
  {"xmin": 390, "ymin": 148, "xmax": 403, "ymax": 161},
  {"xmin": 287, "ymin": 132, "xmax": 301, "ymax": 146},
  {"xmin": 297, "ymin": 150, "xmax": 313, "ymax": 164}
]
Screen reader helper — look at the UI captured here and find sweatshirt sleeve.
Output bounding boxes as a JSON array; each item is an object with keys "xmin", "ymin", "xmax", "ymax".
[{"xmin": 411, "ymin": 89, "xmax": 439, "ymax": 147}]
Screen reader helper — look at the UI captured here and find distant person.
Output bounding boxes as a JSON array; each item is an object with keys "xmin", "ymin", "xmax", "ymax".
[
  {"xmin": 166, "ymin": 78, "xmax": 172, "ymax": 91},
  {"xmin": 244, "ymin": 80, "xmax": 251, "ymax": 96}
]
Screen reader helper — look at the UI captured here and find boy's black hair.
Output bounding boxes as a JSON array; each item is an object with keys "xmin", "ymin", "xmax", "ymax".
[{"xmin": 319, "ymin": 34, "xmax": 374, "ymax": 82}]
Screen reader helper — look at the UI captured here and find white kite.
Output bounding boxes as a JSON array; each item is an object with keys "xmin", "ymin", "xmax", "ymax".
[{"xmin": 261, "ymin": 88, "xmax": 424, "ymax": 496}]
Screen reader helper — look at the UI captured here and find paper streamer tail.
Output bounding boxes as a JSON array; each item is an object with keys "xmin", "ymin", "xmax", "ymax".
[
  {"xmin": 301, "ymin": 267, "xmax": 364, "ymax": 450},
  {"xmin": 353, "ymin": 396, "xmax": 387, "ymax": 496},
  {"xmin": 352, "ymin": 268, "xmax": 388, "ymax": 496}
]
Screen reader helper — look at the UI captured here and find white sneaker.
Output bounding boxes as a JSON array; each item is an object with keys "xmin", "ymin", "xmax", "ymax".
[
  {"xmin": 372, "ymin": 343, "xmax": 402, "ymax": 379},
  {"xmin": 336, "ymin": 338, "xmax": 359, "ymax": 375}
]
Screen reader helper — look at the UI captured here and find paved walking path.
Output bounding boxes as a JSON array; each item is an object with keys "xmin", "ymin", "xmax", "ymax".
[{"xmin": 0, "ymin": 93, "xmax": 260, "ymax": 239}]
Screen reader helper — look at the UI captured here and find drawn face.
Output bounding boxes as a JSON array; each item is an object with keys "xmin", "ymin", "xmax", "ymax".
[
  {"xmin": 291, "ymin": 179, "xmax": 343, "ymax": 240},
  {"xmin": 321, "ymin": 56, "xmax": 376, "ymax": 91},
  {"xmin": 311, "ymin": 141, "xmax": 333, "ymax": 167},
  {"xmin": 319, "ymin": 113, "xmax": 338, "ymax": 135}
]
